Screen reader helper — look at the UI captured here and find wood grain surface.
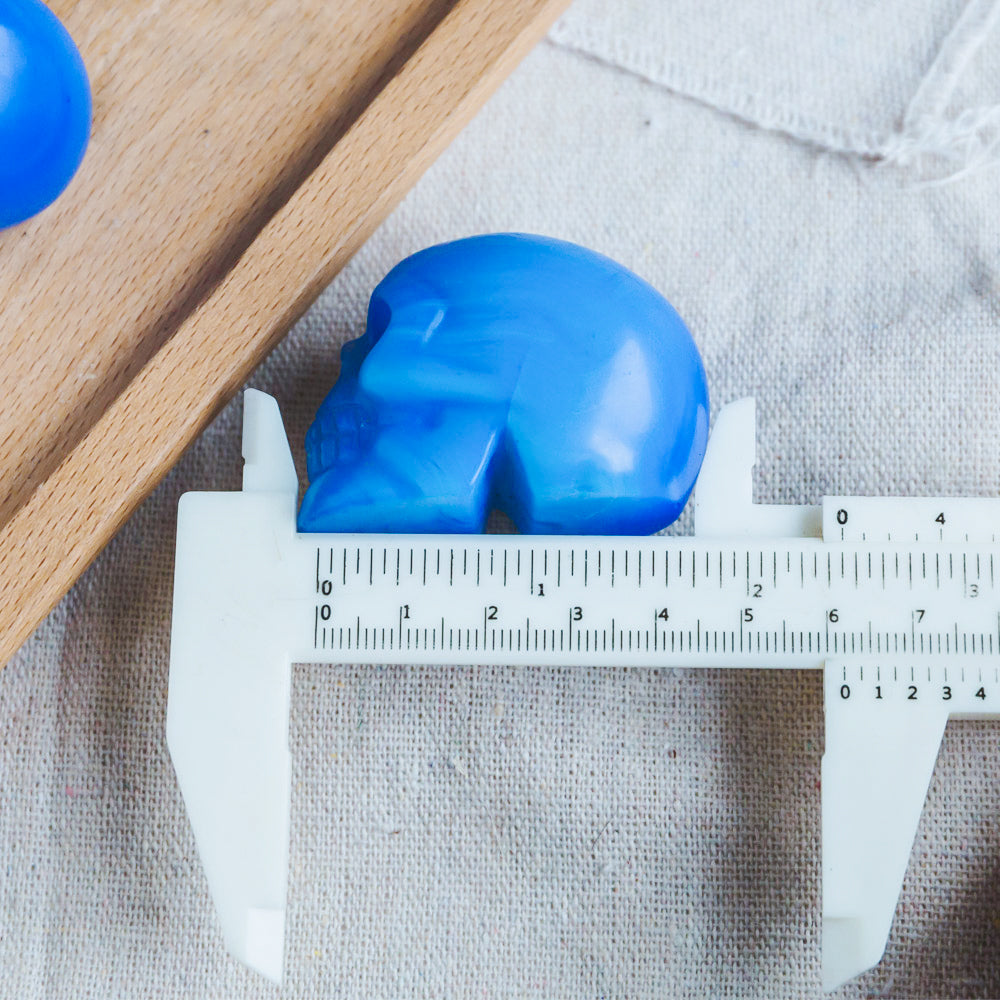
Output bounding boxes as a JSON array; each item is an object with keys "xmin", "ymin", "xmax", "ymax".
[{"xmin": 0, "ymin": 0, "xmax": 570, "ymax": 665}]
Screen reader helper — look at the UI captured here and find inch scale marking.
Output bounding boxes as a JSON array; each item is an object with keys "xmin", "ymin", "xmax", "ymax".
[{"xmin": 167, "ymin": 392, "xmax": 1000, "ymax": 991}]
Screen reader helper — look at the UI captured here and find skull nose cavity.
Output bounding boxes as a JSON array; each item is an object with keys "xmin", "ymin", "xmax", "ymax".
[{"xmin": 366, "ymin": 295, "xmax": 392, "ymax": 341}]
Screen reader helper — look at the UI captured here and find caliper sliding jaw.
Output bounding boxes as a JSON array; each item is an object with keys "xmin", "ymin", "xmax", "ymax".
[{"xmin": 699, "ymin": 401, "xmax": 963, "ymax": 991}]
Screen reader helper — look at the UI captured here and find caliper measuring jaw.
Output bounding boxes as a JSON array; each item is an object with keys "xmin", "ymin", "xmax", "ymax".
[
  {"xmin": 167, "ymin": 391, "xmax": 299, "ymax": 982},
  {"xmin": 698, "ymin": 401, "xmax": 987, "ymax": 991},
  {"xmin": 168, "ymin": 390, "xmax": 1000, "ymax": 989}
]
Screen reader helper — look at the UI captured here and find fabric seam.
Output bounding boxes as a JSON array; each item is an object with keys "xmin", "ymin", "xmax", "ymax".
[{"xmin": 547, "ymin": 0, "xmax": 1000, "ymax": 172}]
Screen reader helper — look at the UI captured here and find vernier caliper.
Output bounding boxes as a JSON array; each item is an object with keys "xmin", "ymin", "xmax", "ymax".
[{"xmin": 168, "ymin": 389, "xmax": 1000, "ymax": 990}]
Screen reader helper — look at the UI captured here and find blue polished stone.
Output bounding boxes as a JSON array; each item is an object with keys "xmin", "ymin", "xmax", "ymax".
[
  {"xmin": 299, "ymin": 234, "xmax": 709, "ymax": 535},
  {"xmin": 0, "ymin": 0, "xmax": 90, "ymax": 228}
]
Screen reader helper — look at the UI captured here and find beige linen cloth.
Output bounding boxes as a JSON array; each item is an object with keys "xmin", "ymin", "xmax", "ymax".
[{"xmin": 3, "ymin": 1, "xmax": 1000, "ymax": 996}]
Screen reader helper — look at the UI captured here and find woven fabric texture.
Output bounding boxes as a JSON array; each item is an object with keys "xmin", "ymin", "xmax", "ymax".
[{"xmin": 3, "ymin": 2, "xmax": 1000, "ymax": 997}]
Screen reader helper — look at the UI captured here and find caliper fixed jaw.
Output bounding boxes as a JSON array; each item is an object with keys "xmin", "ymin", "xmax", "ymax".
[{"xmin": 167, "ymin": 390, "xmax": 298, "ymax": 983}]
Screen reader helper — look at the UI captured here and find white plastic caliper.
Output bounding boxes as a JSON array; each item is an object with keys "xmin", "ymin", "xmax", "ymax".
[{"xmin": 168, "ymin": 390, "xmax": 1000, "ymax": 989}]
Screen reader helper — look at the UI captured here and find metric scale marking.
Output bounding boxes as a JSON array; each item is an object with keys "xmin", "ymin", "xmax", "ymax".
[
  {"xmin": 166, "ymin": 391, "xmax": 1000, "ymax": 991},
  {"xmin": 304, "ymin": 538, "xmax": 1000, "ymax": 668}
]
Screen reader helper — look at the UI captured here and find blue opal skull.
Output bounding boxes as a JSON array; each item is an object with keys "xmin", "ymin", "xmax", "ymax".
[{"xmin": 299, "ymin": 234, "xmax": 709, "ymax": 535}]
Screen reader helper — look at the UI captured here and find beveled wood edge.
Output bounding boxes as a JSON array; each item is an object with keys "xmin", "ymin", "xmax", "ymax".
[{"xmin": 0, "ymin": 0, "xmax": 570, "ymax": 665}]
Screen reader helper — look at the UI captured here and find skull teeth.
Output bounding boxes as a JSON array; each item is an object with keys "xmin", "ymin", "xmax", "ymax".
[{"xmin": 319, "ymin": 403, "xmax": 373, "ymax": 464}]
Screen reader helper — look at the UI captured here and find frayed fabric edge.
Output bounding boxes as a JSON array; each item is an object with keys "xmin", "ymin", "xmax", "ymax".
[
  {"xmin": 881, "ymin": 0, "xmax": 1000, "ymax": 182},
  {"xmin": 880, "ymin": 104, "xmax": 1000, "ymax": 185}
]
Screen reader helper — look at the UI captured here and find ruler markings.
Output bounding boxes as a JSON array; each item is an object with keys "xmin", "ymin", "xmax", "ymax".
[{"xmin": 315, "ymin": 539, "xmax": 1000, "ymax": 666}]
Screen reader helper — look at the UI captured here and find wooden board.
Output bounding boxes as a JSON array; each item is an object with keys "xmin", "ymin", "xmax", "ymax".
[{"xmin": 0, "ymin": 0, "xmax": 570, "ymax": 665}]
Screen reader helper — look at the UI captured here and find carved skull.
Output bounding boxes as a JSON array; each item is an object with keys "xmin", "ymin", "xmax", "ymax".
[{"xmin": 299, "ymin": 234, "xmax": 709, "ymax": 535}]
